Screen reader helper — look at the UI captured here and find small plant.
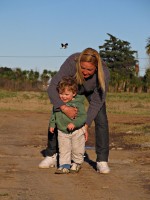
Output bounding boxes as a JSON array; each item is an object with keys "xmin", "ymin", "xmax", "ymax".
[
  {"xmin": 0, "ymin": 90, "xmax": 17, "ymax": 99},
  {"xmin": 0, "ymin": 193, "xmax": 9, "ymax": 196},
  {"xmin": 22, "ymin": 93, "xmax": 31, "ymax": 100},
  {"xmin": 38, "ymin": 92, "xmax": 48, "ymax": 100}
]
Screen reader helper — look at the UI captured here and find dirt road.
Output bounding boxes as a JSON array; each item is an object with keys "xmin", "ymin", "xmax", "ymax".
[{"xmin": 0, "ymin": 111, "xmax": 150, "ymax": 200}]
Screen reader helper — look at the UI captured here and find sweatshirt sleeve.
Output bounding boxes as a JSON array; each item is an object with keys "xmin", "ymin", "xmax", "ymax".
[
  {"xmin": 71, "ymin": 95, "xmax": 87, "ymax": 128},
  {"xmin": 86, "ymin": 66, "xmax": 110, "ymax": 126},
  {"xmin": 49, "ymin": 109, "xmax": 56, "ymax": 128},
  {"xmin": 47, "ymin": 53, "xmax": 78, "ymax": 110}
]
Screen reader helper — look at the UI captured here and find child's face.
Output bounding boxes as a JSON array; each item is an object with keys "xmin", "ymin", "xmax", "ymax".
[{"xmin": 59, "ymin": 87, "xmax": 76, "ymax": 103}]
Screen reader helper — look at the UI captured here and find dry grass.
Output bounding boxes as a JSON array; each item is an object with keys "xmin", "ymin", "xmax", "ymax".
[
  {"xmin": 107, "ymin": 92, "xmax": 150, "ymax": 116},
  {"xmin": 0, "ymin": 90, "xmax": 150, "ymax": 149},
  {"xmin": 0, "ymin": 90, "xmax": 51, "ymax": 112}
]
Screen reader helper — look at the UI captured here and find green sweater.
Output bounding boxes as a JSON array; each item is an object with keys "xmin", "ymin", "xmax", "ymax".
[{"xmin": 49, "ymin": 95, "xmax": 87, "ymax": 134}]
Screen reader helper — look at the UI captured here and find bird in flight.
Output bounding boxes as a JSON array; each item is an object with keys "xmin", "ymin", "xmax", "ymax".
[{"xmin": 61, "ymin": 43, "xmax": 68, "ymax": 49}]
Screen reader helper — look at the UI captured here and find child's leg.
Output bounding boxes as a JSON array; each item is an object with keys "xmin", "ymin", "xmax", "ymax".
[
  {"xmin": 71, "ymin": 128, "xmax": 85, "ymax": 164},
  {"xmin": 58, "ymin": 130, "xmax": 72, "ymax": 167}
]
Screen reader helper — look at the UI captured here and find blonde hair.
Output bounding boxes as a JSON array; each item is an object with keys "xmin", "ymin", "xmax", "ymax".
[{"xmin": 75, "ymin": 48, "xmax": 105, "ymax": 92}]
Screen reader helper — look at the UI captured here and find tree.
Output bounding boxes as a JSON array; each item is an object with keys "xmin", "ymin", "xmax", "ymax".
[
  {"xmin": 146, "ymin": 37, "xmax": 150, "ymax": 55},
  {"xmin": 0, "ymin": 67, "xmax": 14, "ymax": 79},
  {"xmin": 99, "ymin": 33, "xmax": 138, "ymax": 92},
  {"xmin": 145, "ymin": 37, "xmax": 150, "ymax": 76},
  {"xmin": 99, "ymin": 33, "xmax": 137, "ymax": 71},
  {"xmin": 14, "ymin": 68, "xmax": 23, "ymax": 80},
  {"xmin": 143, "ymin": 68, "xmax": 150, "ymax": 92}
]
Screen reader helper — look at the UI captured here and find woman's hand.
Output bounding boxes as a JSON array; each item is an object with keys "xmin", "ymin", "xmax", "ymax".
[
  {"xmin": 49, "ymin": 127, "xmax": 54, "ymax": 133},
  {"xmin": 84, "ymin": 131, "xmax": 88, "ymax": 142},
  {"xmin": 61, "ymin": 105, "xmax": 77, "ymax": 119},
  {"xmin": 84, "ymin": 124, "xmax": 88, "ymax": 142}
]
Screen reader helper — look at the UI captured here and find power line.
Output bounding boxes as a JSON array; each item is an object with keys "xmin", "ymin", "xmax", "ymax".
[
  {"xmin": 0, "ymin": 56, "xmax": 68, "ymax": 58},
  {"xmin": 0, "ymin": 56, "xmax": 149, "ymax": 59},
  {"xmin": 138, "ymin": 58, "xmax": 150, "ymax": 60}
]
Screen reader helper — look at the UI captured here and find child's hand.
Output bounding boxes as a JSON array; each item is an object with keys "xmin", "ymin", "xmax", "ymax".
[
  {"xmin": 67, "ymin": 123, "xmax": 75, "ymax": 131},
  {"xmin": 49, "ymin": 127, "xmax": 54, "ymax": 133}
]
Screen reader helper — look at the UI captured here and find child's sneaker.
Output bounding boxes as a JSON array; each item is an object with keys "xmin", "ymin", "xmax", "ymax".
[
  {"xmin": 55, "ymin": 167, "xmax": 70, "ymax": 174},
  {"xmin": 38, "ymin": 154, "xmax": 57, "ymax": 168},
  {"xmin": 70, "ymin": 163, "xmax": 81, "ymax": 173},
  {"xmin": 97, "ymin": 161, "xmax": 110, "ymax": 174}
]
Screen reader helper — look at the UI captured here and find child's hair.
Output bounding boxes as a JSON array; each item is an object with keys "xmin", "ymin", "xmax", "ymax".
[{"xmin": 57, "ymin": 76, "xmax": 78, "ymax": 94}]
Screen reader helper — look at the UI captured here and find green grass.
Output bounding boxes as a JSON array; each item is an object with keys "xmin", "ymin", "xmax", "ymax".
[
  {"xmin": 0, "ymin": 89, "xmax": 49, "ymax": 101},
  {"xmin": 0, "ymin": 90, "xmax": 150, "ymax": 149},
  {"xmin": 0, "ymin": 193, "xmax": 9, "ymax": 197},
  {"xmin": 106, "ymin": 92, "xmax": 150, "ymax": 116},
  {"xmin": 0, "ymin": 90, "xmax": 149, "ymax": 115},
  {"xmin": 0, "ymin": 90, "xmax": 17, "ymax": 99},
  {"xmin": 107, "ymin": 92, "xmax": 150, "ymax": 102}
]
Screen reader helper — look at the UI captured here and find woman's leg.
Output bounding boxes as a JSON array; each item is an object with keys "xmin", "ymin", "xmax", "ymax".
[
  {"xmin": 45, "ymin": 127, "xmax": 59, "ymax": 157},
  {"xmin": 94, "ymin": 103, "xmax": 109, "ymax": 162},
  {"xmin": 38, "ymin": 127, "xmax": 58, "ymax": 168}
]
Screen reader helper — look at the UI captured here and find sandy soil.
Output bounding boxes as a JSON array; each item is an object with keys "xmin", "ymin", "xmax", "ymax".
[{"xmin": 0, "ymin": 111, "xmax": 150, "ymax": 200}]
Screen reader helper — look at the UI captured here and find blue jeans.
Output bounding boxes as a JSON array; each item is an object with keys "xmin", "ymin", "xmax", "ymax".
[
  {"xmin": 45, "ymin": 127, "xmax": 58, "ymax": 157},
  {"xmin": 94, "ymin": 103, "xmax": 109, "ymax": 162},
  {"xmin": 45, "ymin": 103, "xmax": 109, "ymax": 162}
]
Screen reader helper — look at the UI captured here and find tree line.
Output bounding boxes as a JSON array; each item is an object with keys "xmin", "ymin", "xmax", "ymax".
[
  {"xmin": 0, "ymin": 33, "xmax": 150, "ymax": 93},
  {"xmin": 0, "ymin": 68, "xmax": 57, "ymax": 91},
  {"xmin": 99, "ymin": 34, "xmax": 150, "ymax": 93}
]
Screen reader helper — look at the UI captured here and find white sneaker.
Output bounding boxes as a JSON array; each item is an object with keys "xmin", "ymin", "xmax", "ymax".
[
  {"xmin": 97, "ymin": 161, "xmax": 110, "ymax": 174},
  {"xmin": 38, "ymin": 154, "xmax": 57, "ymax": 168}
]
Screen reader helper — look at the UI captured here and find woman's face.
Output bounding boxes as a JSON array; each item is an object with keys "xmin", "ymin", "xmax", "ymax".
[{"xmin": 80, "ymin": 62, "xmax": 97, "ymax": 79}]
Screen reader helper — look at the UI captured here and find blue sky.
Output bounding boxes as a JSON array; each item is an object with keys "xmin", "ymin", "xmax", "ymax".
[{"xmin": 0, "ymin": 0, "xmax": 149, "ymax": 76}]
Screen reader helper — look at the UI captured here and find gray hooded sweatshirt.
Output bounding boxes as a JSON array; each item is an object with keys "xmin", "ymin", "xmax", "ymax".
[{"xmin": 47, "ymin": 52, "xmax": 110, "ymax": 126}]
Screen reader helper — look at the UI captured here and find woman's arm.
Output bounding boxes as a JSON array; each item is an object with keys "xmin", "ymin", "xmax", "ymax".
[
  {"xmin": 47, "ymin": 53, "xmax": 78, "ymax": 110},
  {"xmin": 86, "ymin": 66, "xmax": 110, "ymax": 126},
  {"xmin": 60, "ymin": 105, "xmax": 77, "ymax": 119}
]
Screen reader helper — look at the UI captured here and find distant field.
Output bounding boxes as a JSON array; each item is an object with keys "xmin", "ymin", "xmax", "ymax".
[
  {"xmin": 0, "ymin": 90, "xmax": 51, "ymax": 113},
  {"xmin": 0, "ymin": 90, "xmax": 149, "ymax": 114},
  {"xmin": 0, "ymin": 90, "xmax": 150, "ymax": 149},
  {"xmin": 107, "ymin": 92, "xmax": 150, "ymax": 116}
]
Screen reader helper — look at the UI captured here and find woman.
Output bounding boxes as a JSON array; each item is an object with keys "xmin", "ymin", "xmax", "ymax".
[{"xmin": 39, "ymin": 47, "xmax": 110, "ymax": 174}]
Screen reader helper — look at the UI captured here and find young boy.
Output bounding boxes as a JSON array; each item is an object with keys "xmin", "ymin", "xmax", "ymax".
[{"xmin": 49, "ymin": 76, "xmax": 88, "ymax": 174}]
